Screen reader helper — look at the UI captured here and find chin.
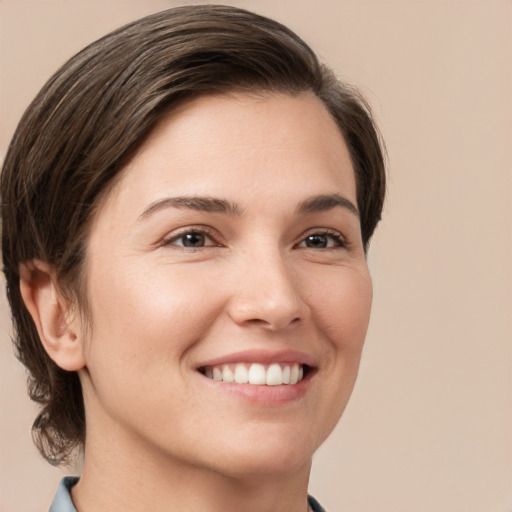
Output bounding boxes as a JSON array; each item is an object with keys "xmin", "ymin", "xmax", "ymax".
[
  {"xmin": 202, "ymin": 428, "xmax": 320, "ymax": 480},
  {"xmin": 215, "ymin": 450, "xmax": 313, "ymax": 481}
]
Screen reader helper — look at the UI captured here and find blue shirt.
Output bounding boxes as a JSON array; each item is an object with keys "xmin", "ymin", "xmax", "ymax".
[
  {"xmin": 49, "ymin": 477, "xmax": 326, "ymax": 512},
  {"xmin": 49, "ymin": 477, "xmax": 79, "ymax": 512}
]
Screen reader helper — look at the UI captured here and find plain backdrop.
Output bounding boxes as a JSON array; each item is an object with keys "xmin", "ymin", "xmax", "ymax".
[{"xmin": 1, "ymin": 1, "xmax": 511, "ymax": 511}]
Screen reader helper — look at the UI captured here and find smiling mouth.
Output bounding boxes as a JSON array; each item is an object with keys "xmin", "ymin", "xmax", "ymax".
[{"xmin": 199, "ymin": 362, "xmax": 311, "ymax": 386}]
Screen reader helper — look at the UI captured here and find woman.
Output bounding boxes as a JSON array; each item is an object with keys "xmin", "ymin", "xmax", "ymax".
[{"xmin": 1, "ymin": 5, "xmax": 385, "ymax": 512}]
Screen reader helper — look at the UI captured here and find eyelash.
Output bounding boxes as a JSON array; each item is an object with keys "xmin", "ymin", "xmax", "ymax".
[{"xmin": 161, "ymin": 227, "xmax": 347, "ymax": 250}]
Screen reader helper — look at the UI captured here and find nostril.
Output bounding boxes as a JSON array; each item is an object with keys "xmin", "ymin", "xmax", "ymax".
[
  {"xmin": 246, "ymin": 318, "xmax": 267, "ymax": 325},
  {"xmin": 242, "ymin": 315, "xmax": 302, "ymax": 330},
  {"xmin": 243, "ymin": 316, "xmax": 300, "ymax": 328}
]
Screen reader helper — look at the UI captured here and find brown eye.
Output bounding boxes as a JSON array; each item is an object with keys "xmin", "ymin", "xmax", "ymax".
[
  {"xmin": 298, "ymin": 231, "xmax": 344, "ymax": 249},
  {"xmin": 305, "ymin": 234, "xmax": 328, "ymax": 248},
  {"xmin": 180, "ymin": 232, "xmax": 207, "ymax": 247},
  {"xmin": 164, "ymin": 229, "xmax": 218, "ymax": 248}
]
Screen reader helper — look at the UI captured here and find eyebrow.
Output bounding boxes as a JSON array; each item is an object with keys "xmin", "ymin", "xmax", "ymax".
[
  {"xmin": 138, "ymin": 196, "xmax": 244, "ymax": 220},
  {"xmin": 138, "ymin": 192, "xmax": 358, "ymax": 221},
  {"xmin": 297, "ymin": 194, "xmax": 359, "ymax": 217}
]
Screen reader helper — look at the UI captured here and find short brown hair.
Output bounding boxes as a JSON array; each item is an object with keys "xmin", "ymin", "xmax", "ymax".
[{"xmin": 1, "ymin": 4, "xmax": 386, "ymax": 465}]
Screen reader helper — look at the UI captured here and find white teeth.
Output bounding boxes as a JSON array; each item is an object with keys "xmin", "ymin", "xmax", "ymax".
[
  {"xmin": 289, "ymin": 363, "xmax": 299, "ymax": 385},
  {"xmin": 282, "ymin": 365, "xmax": 291, "ymax": 384},
  {"xmin": 234, "ymin": 364, "xmax": 249, "ymax": 384},
  {"xmin": 222, "ymin": 365, "xmax": 234, "ymax": 383},
  {"xmin": 204, "ymin": 362, "xmax": 307, "ymax": 386},
  {"xmin": 266, "ymin": 363, "xmax": 283, "ymax": 386},
  {"xmin": 248, "ymin": 363, "xmax": 266, "ymax": 384}
]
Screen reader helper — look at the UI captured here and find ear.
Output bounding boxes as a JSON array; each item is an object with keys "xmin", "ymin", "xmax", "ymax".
[{"xmin": 19, "ymin": 260, "xmax": 86, "ymax": 372}]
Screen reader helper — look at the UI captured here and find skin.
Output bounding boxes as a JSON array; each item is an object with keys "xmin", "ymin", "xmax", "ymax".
[{"xmin": 21, "ymin": 92, "xmax": 372, "ymax": 512}]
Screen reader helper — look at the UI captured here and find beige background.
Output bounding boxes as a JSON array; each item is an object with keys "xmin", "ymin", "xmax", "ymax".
[{"xmin": 1, "ymin": 1, "xmax": 510, "ymax": 511}]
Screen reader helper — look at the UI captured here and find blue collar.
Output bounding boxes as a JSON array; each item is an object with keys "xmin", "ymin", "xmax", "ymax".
[
  {"xmin": 49, "ymin": 477, "xmax": 79, "ymax": 512},
  {"xmin": 49, "ymin": 477, "xmax": 325, "ymax": 512}
]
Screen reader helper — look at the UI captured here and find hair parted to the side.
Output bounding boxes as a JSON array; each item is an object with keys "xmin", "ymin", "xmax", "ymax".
[{"xmin": 0, "ymin": 4, "xmax": 386, "ymax": 465}]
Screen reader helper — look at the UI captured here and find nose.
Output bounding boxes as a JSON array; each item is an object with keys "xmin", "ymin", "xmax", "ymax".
[{"xmin": 227, "ymin": 248, "xmax": 310, "ymax": 330}]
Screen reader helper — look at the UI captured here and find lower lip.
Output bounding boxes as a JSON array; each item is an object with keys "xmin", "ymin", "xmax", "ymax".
[{"xmin": 199, "ymin": 372, "xmax": 313, "ymax": 406}]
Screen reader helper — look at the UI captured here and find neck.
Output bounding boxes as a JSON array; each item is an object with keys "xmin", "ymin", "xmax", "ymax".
[{"xmin": 71, "ymin": 426, "xmax": 312, "ymax": 512}]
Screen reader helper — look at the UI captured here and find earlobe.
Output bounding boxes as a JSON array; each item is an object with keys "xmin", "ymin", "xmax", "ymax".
[{"xmin": 19, "ymin": 260, "xmax": 86, "ymax": 372}]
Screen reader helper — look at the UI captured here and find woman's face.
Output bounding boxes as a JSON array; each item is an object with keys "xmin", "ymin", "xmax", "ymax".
[{"xmin": 80, "ymin": 92, "xmax": 372, "ymax": 477}]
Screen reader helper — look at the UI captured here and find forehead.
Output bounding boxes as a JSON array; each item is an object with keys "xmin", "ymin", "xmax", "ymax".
[{"xmin": 93, "ymin": 91, "xmax": 356, "ymax": 222}]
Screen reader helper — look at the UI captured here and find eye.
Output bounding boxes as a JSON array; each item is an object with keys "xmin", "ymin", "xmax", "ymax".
[
  {"xmin": 163, "ymin": 228, "xmax": 218, "ymax": 248},
  {"xmin": 297, "ymin": 230, "xmax": 345, "ymax": 249}
]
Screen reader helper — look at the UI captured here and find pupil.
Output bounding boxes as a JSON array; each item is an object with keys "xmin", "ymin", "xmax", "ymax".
[
  {"xmin": 306, "ymin": 235, "xmax": 327, "ymax": 248},
  {"xmin": 183, "ymin": 233, "xmax": 205, "ymax": 247}
]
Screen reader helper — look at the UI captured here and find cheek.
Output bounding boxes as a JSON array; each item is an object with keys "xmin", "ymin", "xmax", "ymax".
[
  {"xmin": 302, "ymin": 266, "xmax": 372, "ymax": 447},
  {"xmin": 307, "ymin": 265, "xmax": 373, "ymax": 351},
  {"xmin": 80, "ymin": 263, "xmax": 227, "ymax": 433},
  {"xmin": 84, "ymin": 262, "xmax": 226, "ymax": 375}
]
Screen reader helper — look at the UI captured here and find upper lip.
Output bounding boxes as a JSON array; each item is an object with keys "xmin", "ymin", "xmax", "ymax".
[{"xmin": 195, "ymin": 349, "xmax": 317, "ymax": 369}]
